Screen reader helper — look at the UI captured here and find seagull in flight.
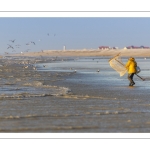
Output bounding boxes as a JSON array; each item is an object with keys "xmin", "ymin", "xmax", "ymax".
[
  {"xmin": 7, "ymin": 44, "xmax": 14, "ymax": 49},
  {"xmin": 26, "ymin": 43, "xmax": 30, "ymax": 46},
  {"xmin": 15, "ymin": 44, "xmax": 21, "ymax": 48},
  {"xmin": 31, "ymin": 41, "xmax": 35, "ymax": 45},
  {"xmin": 9, "ymin": 39, "xmax": 15, "ymax": 43}
]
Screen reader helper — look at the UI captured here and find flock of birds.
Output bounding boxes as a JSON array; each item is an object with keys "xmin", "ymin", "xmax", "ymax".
[
  {"xmin": 2, "ymin": 56, "xmax": 101, "ymax": 73},
  {"xmin": 5, "ymin": 33, "xmax": 56, "ymax": 55},
  {"xmin": 6, "ymin": 39, "xmax": 36, "ymax": 54},
  {"xmin": 3, "ymin": 33, "xmax": 101, "ymax": 73}
]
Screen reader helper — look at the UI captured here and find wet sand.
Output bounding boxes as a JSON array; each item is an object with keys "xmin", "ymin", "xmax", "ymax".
[{"xmin": 0, "ymin": 54, "xmax": 150, "ymax": 133}]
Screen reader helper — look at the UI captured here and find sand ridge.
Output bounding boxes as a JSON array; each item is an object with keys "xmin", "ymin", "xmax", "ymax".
[{"xmin": 11, "ymin": 48, "xmax": 150, "ymax": 57}]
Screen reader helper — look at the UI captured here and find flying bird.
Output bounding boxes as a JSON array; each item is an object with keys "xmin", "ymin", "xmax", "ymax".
[
  {"xmin": 7, "ymin": 44, "xmax": 14, "ymax": 49},
  {"xmin": 9, "ymin": 39, "xmax": 15, "ymax": 43},
  {"xmin": 15, "ymin": 44, "xmax": 21, "ymax": 48},
  {"xmin": 31, "ymin": 41, "xmax": 35, "ymax": 45}
]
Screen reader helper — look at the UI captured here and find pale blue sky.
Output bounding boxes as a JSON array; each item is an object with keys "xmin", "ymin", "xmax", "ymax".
[{"xmin": 1, "ymin": 17, "xmax": 150, "ymax": 54}]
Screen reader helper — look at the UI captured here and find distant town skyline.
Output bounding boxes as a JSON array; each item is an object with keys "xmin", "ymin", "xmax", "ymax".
[{"xmin": 1, "ymin": 17, "xmax": 150, "ymax": 55}]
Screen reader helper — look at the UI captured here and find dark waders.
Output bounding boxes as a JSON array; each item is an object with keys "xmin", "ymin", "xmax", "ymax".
[{"xmin": 128, "ymin": 73, "xmax": 135, "ymax": 86}]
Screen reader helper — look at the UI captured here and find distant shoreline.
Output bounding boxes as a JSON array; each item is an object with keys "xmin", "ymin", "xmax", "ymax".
[{"xmin": 9, "ymin": 48, "xmax": 150, "ymax": 57}]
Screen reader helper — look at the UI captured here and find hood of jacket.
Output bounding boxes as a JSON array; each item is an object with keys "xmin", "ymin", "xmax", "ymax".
[{"xmin": 129, "ymin": 57, "xmax": 135, "ymax": 61}]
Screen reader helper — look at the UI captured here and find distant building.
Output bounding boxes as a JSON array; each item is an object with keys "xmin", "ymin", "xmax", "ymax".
[
  {"xmin": 140, "ymin": 46, "xmax": 149, "ymax": 49},
  {"xmin": 126, "ymin": 46, "xmax": 135, "ymax": 49},
  {"xmin": 112, "ymin": 47, "xmax": 118, "ymax": 49},
  {"xmin": 98, "ymin": 46, "xmax": 110, "ymax": 50},
  {"xmin": 126, "ymin": 46, "xmax": 140, "ymax": 49},
  {"xmin": 126, "ymin": 45, "xmax": 149, "ymax": 49},
  {"xmin": 63, "ymin": 45, "xmax": 66, "ymax": 50}
]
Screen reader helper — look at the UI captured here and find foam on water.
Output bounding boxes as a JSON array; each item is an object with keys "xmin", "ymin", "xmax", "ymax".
[
  {"xmin": 0, "ymin": 80, "xmax": 71, "ymax": 99},
  {"xmin": 0, "ymin": 56, "xmax": 73, "ymax": 99}
]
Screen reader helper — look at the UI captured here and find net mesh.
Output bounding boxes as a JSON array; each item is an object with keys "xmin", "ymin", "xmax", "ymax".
[{"xmin": 109, "ymin": 54, "xmax": 127, "ymax": 76}]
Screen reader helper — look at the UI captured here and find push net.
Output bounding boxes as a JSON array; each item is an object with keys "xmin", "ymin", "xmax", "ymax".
[{"xmin": 108, "ymin": 54, "xmax": 127, "ymax": 76}]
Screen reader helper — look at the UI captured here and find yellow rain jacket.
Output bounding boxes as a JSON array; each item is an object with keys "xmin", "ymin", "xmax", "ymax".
[{"xmin": 125, "ymin": 57, "xmax": 137, "ymax": 73}]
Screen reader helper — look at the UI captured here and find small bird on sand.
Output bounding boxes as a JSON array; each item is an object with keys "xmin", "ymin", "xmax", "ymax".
[
  {"xmin": 33, "ymin": 67, "xmax": 36, "ymax": 70},
  {"xmin": 23, "ymin": 66, "xmax": 28, "ymax": 69}
]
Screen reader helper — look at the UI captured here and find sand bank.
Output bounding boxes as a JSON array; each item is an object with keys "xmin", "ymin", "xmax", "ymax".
[{"xmin": 11, "ymin": 48, "xmax": 150, "ymax": 57}]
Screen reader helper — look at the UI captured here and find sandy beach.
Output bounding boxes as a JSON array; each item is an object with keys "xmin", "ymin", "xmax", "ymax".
[
  {"xmin": 0, "ymin": 49, "xmax": 150, "ymax": 133},
  {"xmin": 12, "ymin": 48, "xmax": 150, "ymax": 57}
]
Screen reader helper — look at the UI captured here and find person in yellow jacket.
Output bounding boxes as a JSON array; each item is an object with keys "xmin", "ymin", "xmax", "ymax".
[{"xmin": 125, "ymin": 57, "xmax": 137, "ymax": 86}]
